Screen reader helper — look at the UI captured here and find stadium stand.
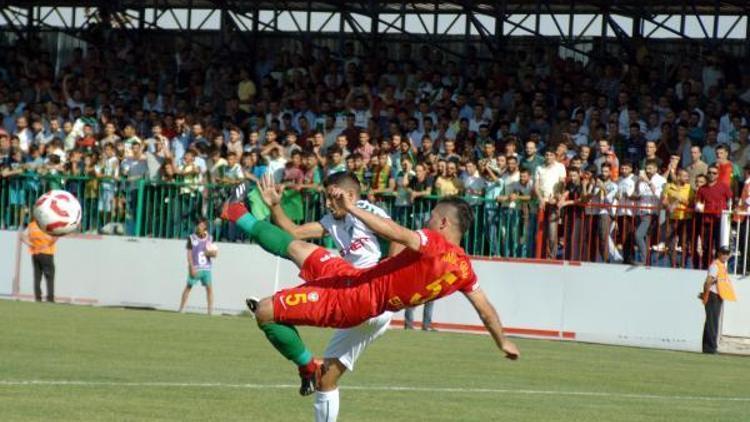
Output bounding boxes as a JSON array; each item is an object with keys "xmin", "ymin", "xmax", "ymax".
[{"xmin": 3, "ymin": 1, "xmax": 750, "ymax": 271}]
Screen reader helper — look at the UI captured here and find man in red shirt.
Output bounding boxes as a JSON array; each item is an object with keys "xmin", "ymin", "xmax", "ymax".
[
  {"xmin": 694, "ymin": 165, "xmax": 733, "ymax": 268},
  {"xmin": 221, "ymin": 176, "xmax": 519, "ymax": 396}
]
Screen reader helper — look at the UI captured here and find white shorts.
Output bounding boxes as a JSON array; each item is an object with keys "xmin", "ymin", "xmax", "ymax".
[{"xmin": 323, "ymin": 311, "xmax": 393, "ymax": 371}]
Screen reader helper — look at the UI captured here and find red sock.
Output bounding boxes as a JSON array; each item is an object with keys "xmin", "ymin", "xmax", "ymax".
[
  {"xmin": 298, "ymin": 359, "xmax": 318, "ymax": 377},
  {"xmin": 223, "ymin": 203, "xmax": 249, "ymax": 223}
]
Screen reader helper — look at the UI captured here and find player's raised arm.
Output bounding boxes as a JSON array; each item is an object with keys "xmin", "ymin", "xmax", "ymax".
[
  {"xmin": 464, "ymin": 288, "xmax": 520, "ymax": 360},
  {"xmin": 258, "ymin": 175, "xmax": 326, "ymax": 240},
  {"xmin": 331, "ymin": 187, "xmax": 422, "ymax": 251}
]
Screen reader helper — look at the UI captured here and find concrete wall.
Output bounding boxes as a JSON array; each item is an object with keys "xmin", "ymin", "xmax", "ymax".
[{"xmin": 2, "ymin": 230, "xmax": 744, "ymax": 352}]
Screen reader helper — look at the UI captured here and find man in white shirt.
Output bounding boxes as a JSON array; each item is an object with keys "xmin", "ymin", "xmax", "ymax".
[
  {"xmin": 633, "ymin": 159, "xmax": 667, "ymax": 265},
  {"xmin": 594, "ymin": 163, "xmax": 620, "ymax": 262},
  {"xmin": 263, "ymin": 146, "xmax": 288, "ymax": 183},
  {"xmin": 535, "ymin": 150, "xmax": 566, "ymax": 258},
  {"xmin": 616, "ymin": 161, "xmax": 637, "ymax": 264},
  {"xmin": 260, "ymin": 172, "xmax": 395, "ymax": 422},
  {"xmin": 502, "ymin": 155, "xmax": 521, "ymax": 187},
  {"xmin": 14, "ymin": 116, "xmax": 34, "ymax": 153}
]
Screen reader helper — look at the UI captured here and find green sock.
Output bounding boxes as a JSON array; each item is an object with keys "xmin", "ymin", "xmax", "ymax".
[
  {"xmin": 259, "ymin": 322, "xmax": 312, "ymax": 366},
  {"xmin": 236, "ymin": 216, "xmax": 293, "ymax": 258},
  {"xmin": 236, "ymin": 213, "xmax": 259, "ymax": 234}
]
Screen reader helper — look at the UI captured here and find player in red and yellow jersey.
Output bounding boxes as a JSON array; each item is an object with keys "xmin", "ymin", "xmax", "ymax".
[
  {"xmin": 275, "ymin": 226, "xmax": 478, "ymax": 328},
  {"xmin": 221, "ymin": 176, "xmax": 519, "ymax": 396}
]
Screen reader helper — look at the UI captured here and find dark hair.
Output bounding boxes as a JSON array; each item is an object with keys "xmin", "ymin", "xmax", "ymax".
[
  {"xmin": 327, "ymin": 145, "xmax": 343, "ymax": 157},
  {"xmin": 323, "ymin": 171, "xmax": 361, "ymax": 192},
  {"xmin": 436, "ymin": 196, "xmax": 474, "ymax": 234}
]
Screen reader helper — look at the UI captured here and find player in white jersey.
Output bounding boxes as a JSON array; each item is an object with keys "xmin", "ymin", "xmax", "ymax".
[{"xmin": 262, "ymin": 172, "xmax": 396, "ymax": 422}]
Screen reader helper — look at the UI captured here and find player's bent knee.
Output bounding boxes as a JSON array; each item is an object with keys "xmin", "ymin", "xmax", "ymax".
[
  {"xmin": 254, "ymin": 297, "xmax": 275, "ymax": 324},
  {"xmin": 319, "ymin": 358, "xmax": 347, "ymax": 391}
]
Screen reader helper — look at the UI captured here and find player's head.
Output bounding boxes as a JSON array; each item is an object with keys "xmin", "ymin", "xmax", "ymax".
[
  {"xmin": 426, "ymin": 196, "xmax": 473, "ymax": 241},
  {"xmin": 195, "ymin": 218, "xmax": 208, "ymax": 237},
  {"xmin": 323, "ymin": 172, "xmax": 361, "ymax": 218}
]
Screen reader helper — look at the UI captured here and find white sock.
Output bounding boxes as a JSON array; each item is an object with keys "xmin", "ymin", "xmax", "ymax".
[{"xmin": 314, "ymin": 388, "xmax": 339, "ymax": 422}]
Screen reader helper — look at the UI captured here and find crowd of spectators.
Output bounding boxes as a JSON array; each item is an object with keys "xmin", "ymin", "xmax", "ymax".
[{"xmin": 2, "ymin": 36, "xmax": 750, "ymax": 267}]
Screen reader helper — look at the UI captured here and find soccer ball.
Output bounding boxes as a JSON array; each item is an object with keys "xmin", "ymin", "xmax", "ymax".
[
  {"xmin": 33, "ymin": 190, "xmax": 82, "ymax": 236},
  {"xmin": 206, "ymin": 242, "xmax": 219, "ymax": 257}
]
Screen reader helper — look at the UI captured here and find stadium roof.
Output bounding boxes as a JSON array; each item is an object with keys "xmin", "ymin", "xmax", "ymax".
[
  {"xmin": 3, "ymin": 1, "xmax": 749, "ymax": 61},
  {"xmin": 4, "ymin": 1, "xmax": 750, "ymax": 15}
]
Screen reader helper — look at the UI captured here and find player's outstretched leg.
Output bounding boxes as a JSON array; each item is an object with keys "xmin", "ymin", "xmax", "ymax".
[
  {"xmin": 249, "ymin": 297, "xmax": 321, "ymax": 396},
  {"xmin": 222, "ymin": 198, "xmax": 294, "ymax": 258},
  {"xmin": 221, "ymin": 185, "xmax": 318, "ymax": 268}
]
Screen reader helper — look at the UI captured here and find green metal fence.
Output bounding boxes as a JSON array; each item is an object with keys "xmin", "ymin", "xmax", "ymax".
[{"xmin": 0, "ymin": 174, "xmax": 536, "ymax": 257}]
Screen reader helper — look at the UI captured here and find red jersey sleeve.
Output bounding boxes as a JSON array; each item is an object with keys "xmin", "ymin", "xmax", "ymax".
[
  {"xmin": 415, "ymin": 229, "xmax": 448, "ymax": 256},
  {"xmin": 458, "ymin": 257, "xmax": 480, "ymax": 293}
]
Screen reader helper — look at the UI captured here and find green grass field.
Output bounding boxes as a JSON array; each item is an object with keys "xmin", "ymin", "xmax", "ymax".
[{"xmin": 1, "ymin": 300, "xmax": 748, "ymax": 421}]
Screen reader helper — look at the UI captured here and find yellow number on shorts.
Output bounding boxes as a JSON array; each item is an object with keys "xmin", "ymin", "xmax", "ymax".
[{"xmin": 285, "ymin": 293, "xmax": 308, "ymax": 306}]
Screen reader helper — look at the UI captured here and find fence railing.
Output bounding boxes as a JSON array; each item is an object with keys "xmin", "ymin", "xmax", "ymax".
[
  {"xmin": 549, "ymin": 202, "xmax": 727, "ymax": 271},
  {"xmin": 3, "ymin": 174, "xmax": 749, "ymax": 272}
]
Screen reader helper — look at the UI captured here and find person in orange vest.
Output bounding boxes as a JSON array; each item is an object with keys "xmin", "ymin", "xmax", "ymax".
[
  {"xmin": 20, "ymin": 219, "xmax": 58, "ymax": 302},
  {"xmin": 699, "ymin": 246, "xmax": 737, "ymax": 354}
]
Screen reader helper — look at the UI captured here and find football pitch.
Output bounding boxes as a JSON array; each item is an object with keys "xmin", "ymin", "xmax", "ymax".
[{"xmin": 1, "ymin": 300, "xmax": 748, "ymax": 421}]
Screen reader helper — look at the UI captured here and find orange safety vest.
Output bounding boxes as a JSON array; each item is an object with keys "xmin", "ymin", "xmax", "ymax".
[
  {"xmin": 27, "ymin": 221, "xmax": 56, "ymax": 256},
  {"xmin": 713, "ymin": 259, "xmax": 737, "ymax": 302}
]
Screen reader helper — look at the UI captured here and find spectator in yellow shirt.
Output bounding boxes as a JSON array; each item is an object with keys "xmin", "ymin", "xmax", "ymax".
[
  {"xmin": 663, "ymin": 168, "xmax": 693, "ymax": 266},
  {"xmin": 434, "ymin": 160, "xmax": 463, "ymax": 197},
  {"xmin": 237, "ymin": 68, "xmax": 256, "ymax": 113}
]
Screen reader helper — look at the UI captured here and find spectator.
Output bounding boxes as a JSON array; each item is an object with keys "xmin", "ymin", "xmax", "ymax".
[
  {"xmin": 640, "ymin": 140, "xmax": 663, "ymax": 171},
  {"xmin": 434, "ymin": 160, "xmax": 462, "ymax": 197},
  {"xmin": 594, "ymin": 138, "xmax": 619, "ymax": 180},
  {"xmin": 535, "ymin": 149, "xmax": 566, "ymax": 259},
  {"xmin": 663, "ymin": 168, "xmax": 694, "ymax": 267},
  {"xmin": 369, "ymin": 151, "xmax": 393, "ymax": 198},
  {"xmin": 354, "ymin": 131, "xmax": 374, "ymax": 162},
  {"xmin": 686, "ymin": 146, "xmax": 708, "ymax": 189},
  {"xmin": 715, "ymin": 145, "xmax": 738, "ymax": 190},
  {"xmin": 393, "ymin": 158, "xmax": 415, "ymax": 225},
  {"xmin": 694, "ymin": 165, "xmax": 733, "ymax": 268},
  {"xmin": 615, "ymin": 161, "xmax": 638, "ymax": 264},
  {"xmin": 462, "ymin": 160, "xmax": 486, "ymax": 205},
  {"xmin": 520, "ymin": 140, "xmax": 544, "ymax": 175},
  {"xmin": 634, "ymin": 159, "xmax": 667, "ymax": 265}
]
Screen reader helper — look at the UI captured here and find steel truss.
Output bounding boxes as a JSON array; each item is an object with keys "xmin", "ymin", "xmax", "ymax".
[{"xmin": 2, "ymin": 1, "xmax": 750, "ymax": 60}]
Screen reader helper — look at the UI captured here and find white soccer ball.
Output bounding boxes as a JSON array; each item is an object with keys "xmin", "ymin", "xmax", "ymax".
[{"xmin": 33, "ymin": 190, "xmax": 82, "ymax": 236}]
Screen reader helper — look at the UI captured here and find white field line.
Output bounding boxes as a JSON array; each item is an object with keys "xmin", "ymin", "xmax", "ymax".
[{"xmin": 0, "ymin": 380, "xmax": 748, "ymax": 402}]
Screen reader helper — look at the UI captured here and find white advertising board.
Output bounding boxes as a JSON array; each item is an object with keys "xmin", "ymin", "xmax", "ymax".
[{"xmin": 2, "ymin": 230, "xmax": 742, "ymax": 352}]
